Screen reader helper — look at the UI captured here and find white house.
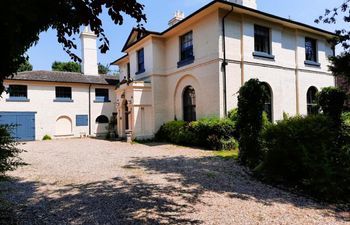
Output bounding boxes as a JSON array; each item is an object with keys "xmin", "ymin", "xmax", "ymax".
[
  {"xmin": 0, "ymin": 29, "xmax": 118, "ymax": 141},
  {"xmin": 112, "ymin": 0, "xmax": 336, "ymax": 140}
]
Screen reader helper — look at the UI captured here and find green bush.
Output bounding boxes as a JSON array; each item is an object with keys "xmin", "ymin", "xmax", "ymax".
[
  {"xmin": 156, "ymin": 118, "xmax": 237, "ymax": 150},
  {"xmin": 236, "ymin": 79, "xmax": 268, "ymax": 168},
  {"xmin": 260, "ymin": 115, "xmax": 350, "ymax": 202},
  {"xmin": 42, "ymin": 135, "xmax": 52, "ymax": 141},
  {"xmin": 317, "ymin": 87, "xmax": 346, "ymax": 124},
  {"xmin": 342, "ymin": 112, "xmax": 350, "ymax": 126},
  {"xmin": 228, "ymin": 108, "xmax": 238, "ymax": 123},
  {"xmin": 0, "ymin": 125, "xmax": 24, "ymax": 176}
]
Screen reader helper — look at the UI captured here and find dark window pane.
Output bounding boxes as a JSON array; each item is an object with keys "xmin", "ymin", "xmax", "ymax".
[
  {"xmin": 307, "ymin": 87, "xmax": 318, "ymax": 115},
  {"xmin": 262, "ymin": 83, "xmax": 273, "ymax": 122},
  {"xmin": 56, "ymin": 87, "xmax": 72, "ymax": 99},
  {"xmin": 127, "ymin": 63, "xmax": 131, "ymax": 79},
  {"xmin": 9, "ymin": 85, "xmax": 27, "ymax": 98},
  {"xmin": 254, "ymin": 25, "xmax": 270, "ymax": 54},
  {"xmin": 305, "ymin": 38, "xmax": 317, "ymax": 62},
  {"xmin": 180, "ymin": 32, "xmax": 193, "ymax": 61},
  {"xmin": 96, "ymin": 115, "xmax": 109, "ymax": 124},
  {"xmin": 183, "ymin": 86, "xmax": 196, "ymax": 122},
  {"xmin": 95, "ymin": 88, "xmax": 109, "ymax": 102},
  {"xmin": 137, "ymin": 48, "xmax": 145, "ymax": 73}
]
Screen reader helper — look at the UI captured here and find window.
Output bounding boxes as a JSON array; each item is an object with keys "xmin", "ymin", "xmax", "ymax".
[
  {"xmin": 262, "ymin": 83, "xmax": 273, "ymax": 122},
  {"xmin": 180, "ymin": 31, "xmax": 194, "ymax": 61},
  {"xmin": 95, "ymin": 89, "xmax": 109, "ymax": 102},
  {"xmin": 136, "ymin": 48, "xmax": 145, "ymax": 74},
  {"xmin": 254, "ymin": 25, "xmax": 270, "ymax": 54},
  {"xmin": 305, "ymin": 37, "xmax": 317, "ymax": 62},
  {"xmin": 76, "ymin": 115, "xmax": 88, "ymax": 126},
  {"xmin": 127, "ymin": 63, "xmax": 131, "ymax": 79},
  {"xmin": 55, "ymin": 87, "xmax": 72, "ymax": 102},
  {"xmin": 307, "ymin": 87, "xmax": 318, "ymax": 115},
  {"xmin": 96, "ymin": 115, "xmax": 109, "ymax": 124},
  {"xmin": 183, "ymin": 86, "xmax": 196, "ymax": 122},
  {"xmin": 8, "ymin": 85, "xmax": 27, "ymax": 99}
]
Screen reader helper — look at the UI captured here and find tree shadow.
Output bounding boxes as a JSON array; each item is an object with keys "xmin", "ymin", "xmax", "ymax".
[
  {"xmin": 128, "ymin": 155, "xmax": 350, "ymax": 222},
  {"xmin": 0, "ymin": 176, "xmax": 202, "ymax": 225}
]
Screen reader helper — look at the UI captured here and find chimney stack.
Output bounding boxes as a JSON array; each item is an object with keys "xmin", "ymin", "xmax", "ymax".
[
  {"xmin": 168, "ymin": 11, "xmax": 185, "ymax": 27},
  {"xmin": 226, "ymin": 0, "xmax": 257, "ymax": 9},
  {"xmin": 80, "ymin": 27, "xmax": 98, "ymax": 76}
]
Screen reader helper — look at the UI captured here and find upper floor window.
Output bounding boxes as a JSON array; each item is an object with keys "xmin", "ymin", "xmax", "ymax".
[
  {"xmin": 95, "ymin": 88, "xmax": 109, "ymax": 102},
  {"xmin": 136, "ymin": 48, "xmax": 145, "ymax": 74},
  {"xmin": 8, "ymin": 85, "xmax": 27, "ymax": 99},
  {"xmin": 127, "ymin": 63, "xmax": 131, "ymax": 79},
  {"xmin": 180, "ymin": 32, "xmax": 194, "ymax": 61},
  {"xmin": 305, "ymin": 37, "xmax": 317, "ymax": 62},
  {"xmin": 254, "ymin": 25, "xmax": 271, "ymax": 54},
  {"xmin": 55, "ymin": 87, "xmax": 72, "ymax": 102}
]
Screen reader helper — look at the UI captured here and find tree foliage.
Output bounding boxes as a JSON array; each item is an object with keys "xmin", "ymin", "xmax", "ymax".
[
  {"xmin": 98, "ymin": 63, "xmax": 110, "ymax": 75},
  {"xmin": 0, "ymin": 0, "xmax": 146, "ymax": 94},
  {"xmin": 0, "ymin": 125, "xmax": 25, "ymax": 176},
  {"xmin": 315, "ymin": 0, "xmax": 350, "ymax": 79},
  {"xmin": 52, "ymin": 61, "xmax": 81, "ymax": 73},
  {"xmin": 236, "ymin": 79, "xmax": 268, "ymax": 168},
  {"xmin": 17, "ymin": 60, "xmax": 33, "ymax": 72}
]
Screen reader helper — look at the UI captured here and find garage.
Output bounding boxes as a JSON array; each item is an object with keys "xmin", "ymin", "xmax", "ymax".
[{"xmin": 0, "ymin": 112, "xmax": 36, "ymax": 141}]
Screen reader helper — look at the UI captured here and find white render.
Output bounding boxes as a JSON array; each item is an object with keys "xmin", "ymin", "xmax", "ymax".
[
  {"xmin": 0, "ymin": 80, "xmax": 116, "ymax": 140},
  {"xmin": 113, "ymin": 0, "xmax": 335, "ymax": 140}
]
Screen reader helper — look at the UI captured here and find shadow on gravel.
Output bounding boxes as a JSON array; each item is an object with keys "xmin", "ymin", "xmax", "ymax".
[
  {"xmin": 0, "ymin": 176, "xmax": 201, "ymax": 225},
  {"xmin": 128, "ymin": 155, "xmax": 350, "ymax": 222}
]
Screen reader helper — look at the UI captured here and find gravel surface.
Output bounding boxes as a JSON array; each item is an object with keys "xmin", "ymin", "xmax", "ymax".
[{"xmin": 0, "ymin": 138, "xmax": 349, "ymax": 225}]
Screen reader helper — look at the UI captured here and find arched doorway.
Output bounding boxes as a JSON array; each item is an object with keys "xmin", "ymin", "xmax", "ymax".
[
  {"xmin": 261, "ymin": 83, "xmax": 273, "ymax": 122},
  {"xmin": 307, "ymin": 86, "xmax": 318, "ymax": 115},
  {"xmin": 183, "ymin": 86, "xmax": 196, "ymax": 122}
]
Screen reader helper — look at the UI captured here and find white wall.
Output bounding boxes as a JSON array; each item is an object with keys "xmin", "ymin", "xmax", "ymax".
[{"xmin": 0, "ymin": 80, "xmax": 116, "ymax": 140}]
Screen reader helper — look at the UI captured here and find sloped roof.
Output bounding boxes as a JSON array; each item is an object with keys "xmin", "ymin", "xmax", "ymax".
[{"xmin": 7, "ymin": 71, "xmax": 119, "ymax": 86}]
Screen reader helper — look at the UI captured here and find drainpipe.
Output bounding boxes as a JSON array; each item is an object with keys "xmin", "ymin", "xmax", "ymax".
[
  {"xmin": 222, "ymin": 6, "xmax": 234, "ymax": 117},
  {"xmin": 88, "ymin": 84, "xmax": 92, "ymax": 136}
]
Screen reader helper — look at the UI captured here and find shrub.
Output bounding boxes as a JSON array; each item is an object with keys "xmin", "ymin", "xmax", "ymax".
[
  {"xmin": 0, "ymin": 125, "xmax": 24, "ymax": 176},
  {"xmin": 42, "ymin": 135, "xmax": 52, "ymax": 141},
  {"xmin": 317, "ymin": 87, "xmax": 346, "ymax": 124},
  {"xmin": 228, "ymin": 108, "xmax": 238, "ymax": 123},
  {"xmin": 236, "ymin": 79, "xmax": 268, "ymax": 168},
  {"xmin": 342, "ymin": 112, "xmax": 350, "ymax": 126},
  {"xmin": 260, "ymin": 115, "xmax": 350, "ymax": 202},
  {"xmin": 156, "ymin": 118, "xmax": 237, "ymax": 150}
]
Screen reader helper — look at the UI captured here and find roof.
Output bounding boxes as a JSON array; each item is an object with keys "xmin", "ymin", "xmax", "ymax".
[
  {"xmin": 7, "ymin": 71, "xmax": 119, "ymax": 86},
  {"xmin": 115, "ymin": 0, "xmax": 335, "ymax": 58}
]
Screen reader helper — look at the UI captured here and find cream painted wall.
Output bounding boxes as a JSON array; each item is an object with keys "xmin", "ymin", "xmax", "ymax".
[{"xmin": 0, "ymin": 80, "xmax": 116, "ymax": 140}]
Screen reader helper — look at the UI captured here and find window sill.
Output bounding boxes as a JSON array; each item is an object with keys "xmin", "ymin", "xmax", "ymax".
[
  {"xmin": 177, "ymin": 56, "xmax": 195, "ymax": 68},
  {"xmin": 94, "ymin": 100, "xmax": 111, "ymax": 103},
  {"xmin": 253, "ymin": 52, "xmax": 275, "ymax": 60},
  {"xmin": 54, "ymin": 99, "xmax": 74, "ymax": 103},
  {"xmin": 304, "ymin": 60, "xmax": 321, "ymax": 67},
  {"xmin": 6, "ymin": 98, "xmax": 30, "ymax": 102},
  {"xmin": 135, "ymin": 69, "xmax": 145, "ymax": 75}
]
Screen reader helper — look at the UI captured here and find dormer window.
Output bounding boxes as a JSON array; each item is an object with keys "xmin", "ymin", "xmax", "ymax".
[
  {"xmin": 178, "ymin": 31, "xmax": 194, "ymax": 68},
  {"xmin": 136, "ymin": 48, "xmax": 145, "ymax": 74}
]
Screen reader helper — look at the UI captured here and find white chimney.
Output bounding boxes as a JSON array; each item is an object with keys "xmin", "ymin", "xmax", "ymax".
[
  {"xmin": 226, "ymin": 0, "xmax": 257, "ymax": 9},
  {"xmin": 168, "ymin": 11, "xmax": 185, "ymax": 27},
  {"xmin": 80, "ymin": 27, "xmax": 98, "ymax": 76}
]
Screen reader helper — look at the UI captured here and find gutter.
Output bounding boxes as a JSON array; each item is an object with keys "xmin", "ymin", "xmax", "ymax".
[
  {"xmin": 222, "ymin": 6, "xmax": 234, "ymax": 117},
  {"xmin": 88, "ymin": 84, "xmax": 92, "ymax": 136}
]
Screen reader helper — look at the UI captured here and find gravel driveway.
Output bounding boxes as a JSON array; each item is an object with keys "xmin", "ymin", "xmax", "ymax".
[{"xmin": 0, "ymin": 138, "xmax": 348, "ymax": 225}]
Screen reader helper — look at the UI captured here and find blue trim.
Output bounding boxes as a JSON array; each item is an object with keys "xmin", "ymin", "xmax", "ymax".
[
  {"xmin": 135, "ymin": 68, "xmax": 145, "ymax": 75},
  {"xmin": 54, "ymin": 98, "xmax": 74, "ymax": 103},
  {"xmin": 0, "ymin": 111, "xmax": 36, "ymax": 115},
  {"xmin": 76, "ymin": 115, "xmax": 89, "ymax": 126},
  {"xmin": 6, "ymin": 98, "xmax": 30, "ymax": 102},
  {"xmin": 253, "ymin": 51, "xmax": 275, "ymax": 60},
  {"xmin": 94, "ymin": 100, "xmax": 111, "ymax": 103},
  {"xmin": 304, "ymin": 60, "xmax": 321, "ymax": 67},
  {"xmin": 177, "ymin": 56, "xmax": 195, "ymax": 68}
]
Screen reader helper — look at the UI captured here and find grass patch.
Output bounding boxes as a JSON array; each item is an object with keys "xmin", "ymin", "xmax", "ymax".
[{"xmin": 213, "ymin": 149, "xmax": 239, "ymax": 160}]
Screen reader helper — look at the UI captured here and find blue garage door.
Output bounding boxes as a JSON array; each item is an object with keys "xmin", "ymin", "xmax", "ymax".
[{"xmin": 0, "ymin": 112, "xmax": 36, "ymax": 141}]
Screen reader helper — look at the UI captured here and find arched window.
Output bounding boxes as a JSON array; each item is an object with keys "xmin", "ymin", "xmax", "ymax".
[
  {"xmin": 262, "ymin": 83, "xmax": 273, "ymax": 122},
  {"xmin": 183, "ymin": 86, "xmax": 196, "ymax": 122},
  {"xmin": 307, "ymin": 86, "xmax": 318, "ymax": 115},
  {"xmin": 96, "ymin": 115, "xmax": 109, "ymax": 124}
]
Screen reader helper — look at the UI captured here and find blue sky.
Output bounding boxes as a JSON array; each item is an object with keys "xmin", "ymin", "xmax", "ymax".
[{"xmin": 27, "ymin": 0, "xmax": 347, "ymax": 71}]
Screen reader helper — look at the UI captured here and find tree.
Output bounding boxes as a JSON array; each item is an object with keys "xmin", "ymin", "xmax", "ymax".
[
  {"xmin": 52, "ymin": 61, "xmax": 81, "ymax": 72},
  {"xmin": 0, "ymin": 0, "xmax": 146, "ymax": 94},
  {"xmin": 17, "ymin": 60, "xmax": 33, "ymax": 72},
  {"xmin": 98, "ymin": 63, "xmax": 110, "ymax": 75},
  {"xmin": 315, "ymin": 0, "xmax": 350, "ymax": 79}
]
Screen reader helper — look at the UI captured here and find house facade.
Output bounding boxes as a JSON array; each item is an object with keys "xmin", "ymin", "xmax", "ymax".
[
  {"xmin": 113, "ymin": 0, "xmax": 336, "ymax": 139},
  {"xmin": 0, "ymin": 29, "xmax": 118, "ymax": 141}
]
